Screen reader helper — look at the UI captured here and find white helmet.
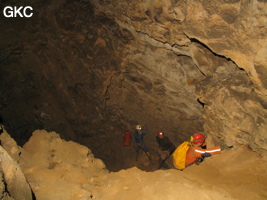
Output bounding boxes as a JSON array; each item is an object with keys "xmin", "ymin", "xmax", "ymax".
[{"xmin": 136, "ymin": 125, "xmax": 142, "ymax": 130}]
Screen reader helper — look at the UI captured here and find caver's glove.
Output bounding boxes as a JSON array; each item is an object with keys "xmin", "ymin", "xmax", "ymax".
[
  {"xmin": 195, "ymin": 157, "xmax": 204, "ymax": 165},
  {"xmin": 220, "ymin": 144, "xmax": 233, "ymax": 150}
]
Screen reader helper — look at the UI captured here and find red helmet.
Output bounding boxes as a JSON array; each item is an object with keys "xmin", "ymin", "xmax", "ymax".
[
  {"xmin": 157, "ymin": 131, "xmax": 164, "ymax": 136},
  {"xmin": 191, "ymin": 132, "xmax": 205, "ymax": 144}
]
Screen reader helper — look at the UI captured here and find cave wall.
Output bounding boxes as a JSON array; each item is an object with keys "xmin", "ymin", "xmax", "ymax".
[
  {"xmin": 93, "ymin": 0, "xmax": 267, "ymax": 153},
  {"xmin": 0, "ymin": 0, "xmax": 267, "ymax": 170}
]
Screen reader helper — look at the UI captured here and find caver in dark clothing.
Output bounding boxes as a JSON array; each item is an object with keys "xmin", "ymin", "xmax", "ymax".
[
  {"xmin": 156, "ymin": 131, "xmax": 175, "ymax": 169},
  {"xmin": 133, "ymin": 125, "xmax": 153, "ymax": 164},
  {"xmin": 133, "ymin": 130, "xmax": 149, "ymax": 152}
]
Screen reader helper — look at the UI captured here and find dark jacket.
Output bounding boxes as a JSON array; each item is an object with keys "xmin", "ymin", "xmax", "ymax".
[
  {"xmin": 133, "ymin": 130, "xmax": 147, "ymax": 144},
  {"xmin": 156, "ymin": 136, "xmax": 175, "ymax": 152}
]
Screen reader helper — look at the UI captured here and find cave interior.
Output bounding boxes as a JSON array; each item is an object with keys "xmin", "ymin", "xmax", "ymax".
[{"xmin": 1, "ymin": 0, "xmax": 267, "ymax": 172}]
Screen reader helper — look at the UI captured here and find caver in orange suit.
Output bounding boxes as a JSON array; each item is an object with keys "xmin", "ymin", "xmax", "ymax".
[
  {"xmin": 185, "ymin": 132, "xmax": 232, "ymax": 167},
  {"xmin": 186, "ymin": 144, "xmax": 221, "ymax": 167}
]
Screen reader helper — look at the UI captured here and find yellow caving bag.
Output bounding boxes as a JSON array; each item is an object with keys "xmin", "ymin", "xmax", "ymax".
[{"xmin": 172, "ymin": 141, "xmax": 190, "ymax": 170}]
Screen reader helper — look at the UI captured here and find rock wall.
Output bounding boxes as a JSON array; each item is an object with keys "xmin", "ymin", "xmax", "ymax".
[
  {"xmin": 0, "ymin": 130, "xmax": 33, "ymax": 200},
  {"xmin": 20, "ymin": 129, "xmax": 108, "ymax": 200},
  {"xmin": 0, "ymin": 0, "xmax": 266, "ymax": 170},
  {"xmin": 93, "ymin": 0, "xmax": 267, "ymax": 153}
]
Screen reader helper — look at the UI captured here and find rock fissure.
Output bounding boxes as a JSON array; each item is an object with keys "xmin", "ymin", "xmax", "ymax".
[
  {"xmin": 114, "ymin": 18, "xmax": 191, "ymax": 56},
  {"xmin": 104, "ymin": 75, "xmax": 114, "ymax": 108}
]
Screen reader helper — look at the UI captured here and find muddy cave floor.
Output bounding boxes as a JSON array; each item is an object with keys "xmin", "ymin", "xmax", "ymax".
[
  {"xmin": 106, "ymin": 148, "xmax": 267, "ymax": 200},
  {"xmin": 16, "ymin": 130, "xmax": 267, "ymax": 200}
]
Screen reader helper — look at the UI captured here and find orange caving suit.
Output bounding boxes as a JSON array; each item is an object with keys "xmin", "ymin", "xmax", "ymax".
[{"xmin": 185, "ymin": 145, "xmax": 221, "ymax": 167}]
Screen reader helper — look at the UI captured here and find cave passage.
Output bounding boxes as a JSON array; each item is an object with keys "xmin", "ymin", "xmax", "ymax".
[{"xmin": 1, "ymin": 0, "xmax": 266, "ymax": 172}]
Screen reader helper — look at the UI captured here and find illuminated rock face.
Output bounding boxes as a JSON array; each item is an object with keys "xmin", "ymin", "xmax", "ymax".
[
  {"xmin": 0, "ymin": 0, "xmax": 266, "ymax": 170},
  {"xmin": 0, "ymin": 131, "xmax": 33, "ymax": 200}
]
